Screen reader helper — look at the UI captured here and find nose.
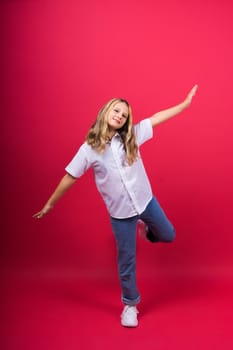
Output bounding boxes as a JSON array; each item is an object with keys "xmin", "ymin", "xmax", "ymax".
[{"xmin": 114, "ymin": 111, "xmax": 122, "ymax": 120}]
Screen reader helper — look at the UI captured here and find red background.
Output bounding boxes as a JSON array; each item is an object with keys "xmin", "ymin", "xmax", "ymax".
[{"xmin": 2, "ymin": 0, "xmax": 233, "ymax": 349}]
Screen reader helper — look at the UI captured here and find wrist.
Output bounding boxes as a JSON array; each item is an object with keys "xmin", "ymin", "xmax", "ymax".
[
  {"xmin": 44, "ymin": 203, "xmax": 54, "ymax": 213},
  {"xmin": 182, "ymin": 99, "xmax": 190, "ymax": 109}
]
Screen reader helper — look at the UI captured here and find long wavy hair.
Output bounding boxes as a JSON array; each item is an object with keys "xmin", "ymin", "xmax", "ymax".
[{"xmin": 86, "ymin": 98, "xmax": 138, "ymax": 165}]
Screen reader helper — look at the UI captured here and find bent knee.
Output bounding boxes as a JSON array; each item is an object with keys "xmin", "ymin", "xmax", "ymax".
[
  {"xmin": 165, "ymin": 227, "xmax": 176, "ymax": 242},
  {"xmin": 159, "ymin": 226, "xmax": 176, "ymax": 243}
]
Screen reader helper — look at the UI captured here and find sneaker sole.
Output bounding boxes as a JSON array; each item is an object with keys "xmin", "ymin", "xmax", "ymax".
[{"xmin": 121, "ymin": 321, "xmax": 138, "ymax": 328}]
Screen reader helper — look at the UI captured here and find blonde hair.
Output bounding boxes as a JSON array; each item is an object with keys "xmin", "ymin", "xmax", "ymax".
[{"xmin": 86, "ymin": 98, "xmax": 138, "ymax": 165}]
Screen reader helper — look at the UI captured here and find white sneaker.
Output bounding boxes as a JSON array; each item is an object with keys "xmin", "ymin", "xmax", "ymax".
[
  {"xmin": 137, "ymin": 219, "xmax": 158, "ymax": 243},
  {"xmin": 137, "ymin": 219, "xmax": 147, "ymax": 240},
  {"xmin": 121, "ymin": 305, "xmax": 139, "ymax": 327}
]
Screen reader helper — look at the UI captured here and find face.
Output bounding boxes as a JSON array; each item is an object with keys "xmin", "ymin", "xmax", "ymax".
[{"xmin": 107, "ymin": 102, "xmax": 129, "ymax": 131}]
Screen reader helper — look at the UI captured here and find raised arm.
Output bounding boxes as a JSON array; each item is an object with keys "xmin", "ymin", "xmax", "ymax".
[
  {"xmin": 150, "ymin": 85, "xmax": 198, "ymax": 128},
  {"xmin": 33, "ymin": 173, "xmax": 77, "ymax": 219}
]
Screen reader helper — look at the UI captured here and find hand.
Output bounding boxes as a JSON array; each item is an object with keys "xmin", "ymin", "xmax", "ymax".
[
  {"xmin": 33, "ymin": 204, "xmax": 53, "ymax": 219},
  {"xmin": 184, "ymin": 84, "xmax": 198, "ymax": 107}
]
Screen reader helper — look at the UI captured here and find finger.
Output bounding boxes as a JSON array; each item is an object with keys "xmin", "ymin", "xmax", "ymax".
[
  {"xmin": 188, "ymin": 85, "xmax": 198, "ymax": 99},
  {"xmin": 33, "ymin": 212, "xmax": 43, "ymax": 219},
  {"xmin": 192, "ymin": 84, "xmax": 198, "ymax": 94}
]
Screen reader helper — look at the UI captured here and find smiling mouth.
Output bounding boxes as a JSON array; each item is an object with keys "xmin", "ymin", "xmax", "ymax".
[{"xmin": 112, "ymin": 117, "xmax": 121, "ymax": 124}]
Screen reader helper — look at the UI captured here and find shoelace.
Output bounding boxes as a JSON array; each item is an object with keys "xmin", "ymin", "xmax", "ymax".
[{"xmin": 122, "ymin": 306, "xmax": 139, "ymax": 316}]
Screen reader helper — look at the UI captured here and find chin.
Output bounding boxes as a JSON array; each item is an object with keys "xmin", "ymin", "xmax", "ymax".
[{"xmin": 110, "ymin": 123, "xmax": 120, "ymax": 129}]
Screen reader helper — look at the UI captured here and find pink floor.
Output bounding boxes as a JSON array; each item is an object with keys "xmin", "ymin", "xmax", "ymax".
[{"xmin": 2, "ymin": 266, "xmax": 233, "ymax": 350}]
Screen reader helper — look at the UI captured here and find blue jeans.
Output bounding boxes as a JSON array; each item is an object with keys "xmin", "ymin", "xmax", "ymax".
[{"xmin": 110, "ymin": 196, "xmax": 176, "ymax": 306}]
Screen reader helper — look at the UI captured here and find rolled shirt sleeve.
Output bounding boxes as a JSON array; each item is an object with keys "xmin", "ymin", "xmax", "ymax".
[
  {"xmin": 65, "ymin": 144, "xmax": 92, "ymax": 178},
  {"xmin": 134, "ymin": 118, "xmax": 153, "ymax": 146}
]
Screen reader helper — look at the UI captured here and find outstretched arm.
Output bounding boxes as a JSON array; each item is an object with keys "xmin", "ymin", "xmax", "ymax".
[
  {"xmin": 150, "ymin": 85, "xmax": 198, "ymax": 128},
  {"xmin": 33, "ymin": 173, "xmax": 77, "ymax": 219}
]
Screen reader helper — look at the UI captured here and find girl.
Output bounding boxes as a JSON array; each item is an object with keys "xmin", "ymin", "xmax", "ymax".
[{"xmin": 33, "ymin": 85, "xmax": 198, "ymax": 327}]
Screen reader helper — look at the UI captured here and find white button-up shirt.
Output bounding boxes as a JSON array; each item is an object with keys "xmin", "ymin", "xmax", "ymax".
[{"xmin": 65, "ymin": 118, "xmax": 153, "ymax": 218}]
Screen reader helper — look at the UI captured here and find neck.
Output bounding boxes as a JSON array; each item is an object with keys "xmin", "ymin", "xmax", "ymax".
[{"xmin": 106, "ymin": 128, "xmax": 116, "ymax": 140}]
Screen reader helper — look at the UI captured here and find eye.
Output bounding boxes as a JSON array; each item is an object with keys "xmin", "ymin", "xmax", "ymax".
[{"xmin": 114, "ymin": 109, "xmax": 119, "ymax": 113}]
